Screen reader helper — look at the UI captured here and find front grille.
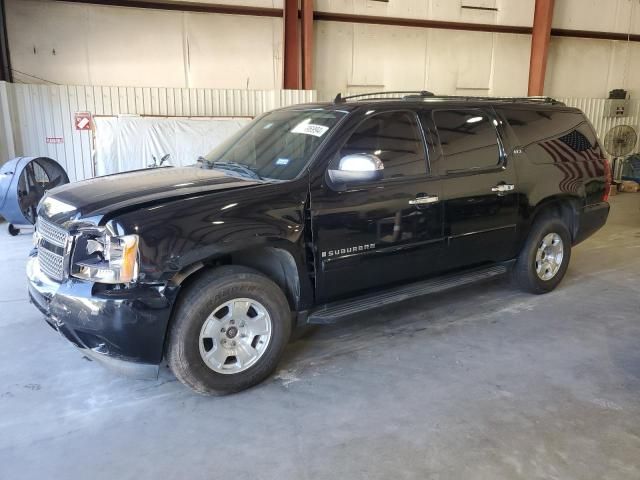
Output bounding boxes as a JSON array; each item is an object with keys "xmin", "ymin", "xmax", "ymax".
[
  {"xmin": 37, "ymin": 218, "xmax": 69, "ymax": 282},
  {"xmin": 37, "ymin": 217, "xmax": 68, "ymax": 247},
  {"xmin": 38, "ymin": 247, "xmax": 65, "ymax": 281}
]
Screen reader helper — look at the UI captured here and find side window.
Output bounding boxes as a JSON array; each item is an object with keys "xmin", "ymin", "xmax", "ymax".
[
  {"xmin": 433, "ymin": 109, "xmax": 501, "ymax": 173},
  {"xmin": 501, "ymin": 108, "xmax": 602, "ymax": 165},
  {"xmin": 339, "ymin": 111, "xmax": 427, "ymax": 179}
]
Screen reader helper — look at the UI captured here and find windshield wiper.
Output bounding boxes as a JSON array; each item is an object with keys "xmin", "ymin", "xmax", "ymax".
[{"xmin": 197, "ymin": 157, "xmax": 262, "ymax": 180}]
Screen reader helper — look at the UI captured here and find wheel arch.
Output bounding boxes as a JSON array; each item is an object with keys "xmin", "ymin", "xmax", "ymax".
[
  {"xmin": 527, "ymin": 194, "xmax": 582, "ymax": 242},
  {"xmin": 168, "ymin": 242, "xmax": 310, "ymax": 313}
]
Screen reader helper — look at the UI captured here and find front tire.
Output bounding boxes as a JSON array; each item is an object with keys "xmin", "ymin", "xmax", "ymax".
[
  {"xmin": 513, "ymin": 215, "xmax": 572, "ymax": 294},
  {"xmin": 167, "ymin": 266, "xmax": 292, "ymax": 395}
]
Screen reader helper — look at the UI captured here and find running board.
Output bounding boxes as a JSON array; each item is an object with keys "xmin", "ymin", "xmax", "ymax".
[{"xmin": 307, "ymin": 262, "xmax": 512, "ymax": 325}]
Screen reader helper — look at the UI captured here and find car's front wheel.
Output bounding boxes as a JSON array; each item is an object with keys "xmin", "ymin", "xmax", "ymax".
[{"xmin": 167, "ymin": 266, "xmax": 292, "ymax": 395}]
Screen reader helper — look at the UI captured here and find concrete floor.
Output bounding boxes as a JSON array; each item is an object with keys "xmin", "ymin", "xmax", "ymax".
[{"xmin": 1, "ymin": 194, "xmax": 639, "ymax": 480}]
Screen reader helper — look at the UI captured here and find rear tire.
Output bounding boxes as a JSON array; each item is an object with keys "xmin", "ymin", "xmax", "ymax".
[
  {"xmin": 167, "ymin": 266, "xmax": 292, "ymax": 395},
  {"xmin": 513, "ymin": 215, "xmax": 572, "ymax": 294}
]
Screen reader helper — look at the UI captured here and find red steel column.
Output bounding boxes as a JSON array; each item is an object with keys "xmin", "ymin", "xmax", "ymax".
[
  {"xmin": 283, "ymin": 0, "xmax": 300, "ymax": 89},
  {"xmin": 528, "ymin": 0, "xmax": 555, "ymax": 96},
  {"xmin": 301, "ymin": 0, "xmax": 313, "ymax": 90}
]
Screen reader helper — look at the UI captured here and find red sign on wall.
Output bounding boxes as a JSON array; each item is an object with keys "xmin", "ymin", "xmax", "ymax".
[{"xmin": 74, "ymin": 111, "xmax": 92, "ymax": 131}]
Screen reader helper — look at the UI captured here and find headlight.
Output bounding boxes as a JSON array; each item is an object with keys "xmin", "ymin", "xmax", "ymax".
[{"xmin": 71, "ymin": 232, "xmax": 139, "ymax": 284}]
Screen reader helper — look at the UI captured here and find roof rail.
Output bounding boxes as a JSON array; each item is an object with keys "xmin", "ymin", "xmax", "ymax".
[
  {"xmin": 334, "ymin": 90, "xmax": 435, "ymax": 103},
  {"xmin": 433, "ymin": 95, "xmax": 565, "ymax": 105},
  {"xmin": 333, "ymin": 91, "xmax": 564, "ymax": 106}
]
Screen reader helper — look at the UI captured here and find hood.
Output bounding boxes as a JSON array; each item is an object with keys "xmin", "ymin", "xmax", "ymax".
[{"xmin": 39, "ymin": 166, "xmax": 260, "ymax": 224}]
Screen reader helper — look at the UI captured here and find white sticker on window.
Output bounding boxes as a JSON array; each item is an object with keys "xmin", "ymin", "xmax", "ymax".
[
  {"xmin": 275, "ymin": 158, "xmax": 290, "ymax": 166},
  {"xmin": 291, "ymin": 123, "xmax": 329, "ymax": 137}
]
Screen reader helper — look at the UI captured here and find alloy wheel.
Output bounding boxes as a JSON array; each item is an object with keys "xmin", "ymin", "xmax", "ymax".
[
  {"xmin": 198, "ymin": 298, "xmax": 272, "ymax": 374},
  {"xmin": 535, "ymin": 233, "xmax": 564, "ymax": 281}
]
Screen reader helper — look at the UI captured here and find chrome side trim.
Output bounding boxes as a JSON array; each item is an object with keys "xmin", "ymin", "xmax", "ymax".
[{"xmin": 409, "ymin": 195, "xmax": 439, "ymax": 205}]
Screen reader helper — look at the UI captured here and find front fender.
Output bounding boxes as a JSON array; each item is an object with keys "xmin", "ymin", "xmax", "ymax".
[{"xmin": 108, "ymin": 181, "xmax": 313, "ymax": 307}]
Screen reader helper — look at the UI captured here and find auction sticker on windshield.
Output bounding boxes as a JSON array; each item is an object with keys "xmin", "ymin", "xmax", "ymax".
[{"xmin": 291, "ymin": 123, "xmax": 329, "ymax": 137}]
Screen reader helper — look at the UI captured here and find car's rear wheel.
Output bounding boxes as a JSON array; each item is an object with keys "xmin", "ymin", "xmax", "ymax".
[
  {"xmin": 513, "ymin": 215, "xmax": 572, "ymax": 294},
  {"xmin": 167, "ymin": 266, "xmax": 291, "ymax": 395}
]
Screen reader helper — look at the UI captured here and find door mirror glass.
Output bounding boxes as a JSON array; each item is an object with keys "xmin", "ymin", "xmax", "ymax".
[{"xmin": 328, "ymin": 153, "xmax": 384, "ymax": 184}]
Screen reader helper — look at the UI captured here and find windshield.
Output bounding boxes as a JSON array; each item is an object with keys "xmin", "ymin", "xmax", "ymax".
[{"xmin": 201, "ymin": 109, "xmax": 346, "ymax": 180}]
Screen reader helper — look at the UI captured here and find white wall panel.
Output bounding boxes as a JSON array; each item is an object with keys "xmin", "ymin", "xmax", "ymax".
[
  {"xmin": 546, "ymin": 38, "xmax": 640, "ymax": 99},
  {"xmin": 545, "ymin": 37, "xmax": 612, "ymax": 98},
  {"xmin": 491, "ymin": 33, "xmax": 532, "ymax": 96},
  {"xmin": 313, "ymin": 21, "xmax": 355, "ymax": 101},
  {"xmin": 7, "ymin": 0, "xmax": 187, "ymax": 87},
  {"xmin": 315, "ymin": 21, "xmax": 532, "ymax": 100},
  {"xmin": 553, "ymin": 0, "xmax": 640, "ymax": 35},
  {"xmin": 315, "ymin": 0, "xmax": 535, "ymax": 26},
  {"xmin": 186, "ymin": 13, "xmax": 283, "ymax": 89},
  {"xmin": 2, "ymin": 82, "xmax": 315, "ymax": 179},
  {"xmin": 6, "ymin": 0, "xmax": 283, "ymax": 90},
  {"xmin": 85, "ymin": 8, "xmax": 186, "ymax": 88}
]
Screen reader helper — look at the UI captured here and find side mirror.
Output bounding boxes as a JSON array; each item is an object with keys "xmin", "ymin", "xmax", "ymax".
[{"xmin": 328, "ymin": 154, "xmax": 384, "ymax": 185}]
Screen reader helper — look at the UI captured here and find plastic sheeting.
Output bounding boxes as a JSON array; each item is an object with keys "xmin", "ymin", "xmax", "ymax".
[{"xmin": 94, "ymin": 116, "xmax": 250, "ymax": 176}]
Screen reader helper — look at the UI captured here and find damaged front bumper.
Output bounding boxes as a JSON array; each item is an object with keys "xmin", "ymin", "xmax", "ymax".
[{"xmin": 27, "ymin": 253, "xmax": 175, "ymax": 379}]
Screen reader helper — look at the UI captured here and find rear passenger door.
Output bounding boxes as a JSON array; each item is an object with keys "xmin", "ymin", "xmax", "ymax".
[{"xmin": 425, "ymin": 108, "xmax": 520, "ymax": 269}]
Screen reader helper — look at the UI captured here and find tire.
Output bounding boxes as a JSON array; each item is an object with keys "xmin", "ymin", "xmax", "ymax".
[
  {"xmin": 8, "ymin": 224, "xmax": 20, "ymax": 236},
  {"xmin": 166, "ymin": 266, "xmax": 292, "ymax": 395},
  {"xmin": 513, "ymin": 214, "xmax": 572, "ymax": 294}
]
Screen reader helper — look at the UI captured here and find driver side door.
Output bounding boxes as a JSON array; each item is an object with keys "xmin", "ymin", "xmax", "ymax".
[{"xmin": 310, "ymin": 109, "xmax": 445, "ymax": 303}]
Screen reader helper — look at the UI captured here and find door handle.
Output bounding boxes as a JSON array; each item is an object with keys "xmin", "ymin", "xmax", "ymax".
[
  {"xmin": 491, "ymin": 184, "xmax": 515, "ymax": 193},
  {"xmin": 409, "ymin": 195, "xmax": 439, "ymax": 205}
]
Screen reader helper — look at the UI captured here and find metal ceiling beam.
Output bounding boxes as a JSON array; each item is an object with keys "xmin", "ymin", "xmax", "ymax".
[
  {"xmin": 313, "ymin": 11, "xmax": 532, "ymax": 35},
  {"xmin": 551, "ymin": 28, "xmax": 640, "ymax": 42},
  {"xmin": 52, "ymin": 0, "xmax": 282, "ymax": 17}
]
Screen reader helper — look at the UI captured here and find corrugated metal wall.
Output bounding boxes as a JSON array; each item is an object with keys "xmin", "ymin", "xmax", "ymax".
[
  {"xmin": 5, "ymin": 83, "xmax": 316, "ymax": 181},
  {"xmin": 558, "ymin": 98, "xmax": 640, "ymax": 156}
]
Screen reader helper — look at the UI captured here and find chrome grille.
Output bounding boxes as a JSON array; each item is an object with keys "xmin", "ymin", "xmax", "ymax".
[
  {"xmin": 37, "ymin": 218, "xmax": 69, "ymax": 282},
  {"xmin": 38, "ymin": 247, "xmax": 65, "ymax": 281},
  {"xmin": 37, "ymin": 217, "xmax": 68, "ymax": 247}
]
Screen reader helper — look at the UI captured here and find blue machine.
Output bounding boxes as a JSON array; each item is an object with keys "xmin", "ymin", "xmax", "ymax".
[
  {"xmin": 0, "ymin": 157, "xmax": 69, "ymax": 236},
  {"xmin": 621, "ymin": 154, "xmax": 640, "ymax": 183}
]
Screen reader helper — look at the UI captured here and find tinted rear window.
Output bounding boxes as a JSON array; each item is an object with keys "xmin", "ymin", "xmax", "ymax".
[{"xmin": 501, "ymin": 108, "xmax": 602, "ymax": 165}]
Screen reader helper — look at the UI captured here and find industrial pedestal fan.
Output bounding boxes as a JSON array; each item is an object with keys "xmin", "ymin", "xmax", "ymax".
[
  {"xmin": 603, "ymin": 125, "xmax": 638, "ymax": 182},
  {"xmin": 0, "ymin": 157, "xmax": 69, "ymax": 236}
]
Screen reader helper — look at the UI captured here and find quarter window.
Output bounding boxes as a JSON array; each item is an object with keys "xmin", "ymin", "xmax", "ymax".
[
  {"xmin": 433, "ymin": 110, "xmax": 501, "ymax": 173},
  {"xmin": 339, "ymin": 111, "xmax": 427, "ymax": 179}
]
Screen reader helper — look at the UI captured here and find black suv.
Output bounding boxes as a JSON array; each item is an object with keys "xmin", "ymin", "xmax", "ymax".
[{"xmin": 27, "ymin": 92, "xmax": 611, "ymax": 394}]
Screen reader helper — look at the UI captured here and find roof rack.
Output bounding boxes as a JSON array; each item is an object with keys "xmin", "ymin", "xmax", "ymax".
[
  {"xmin": 433, "ymin": 95, "xmax": 565, "ymax": 105},
  {"xmin": 334, "ymin": 90, "xmax": 435, "ymax": 103},
  {"xmin": 333, "ymin": 91, "xmax": 564, "ymax": 106}
]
